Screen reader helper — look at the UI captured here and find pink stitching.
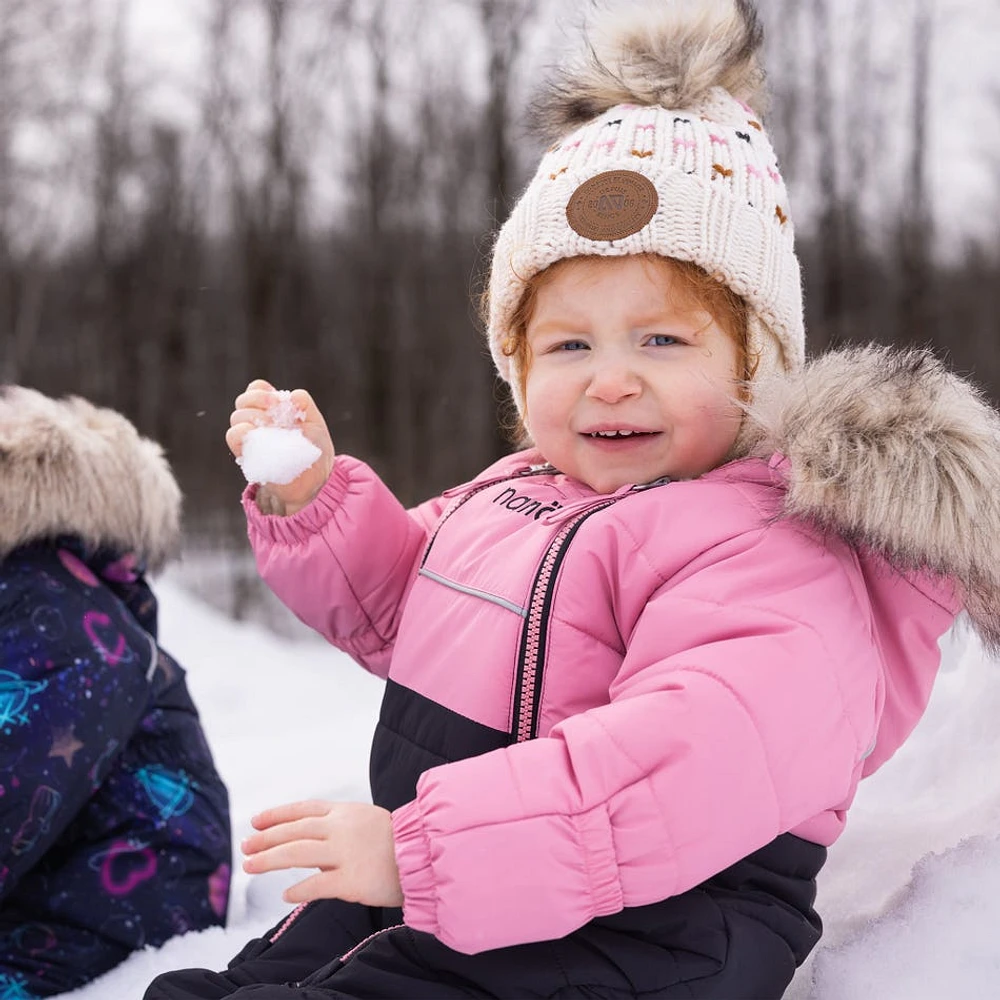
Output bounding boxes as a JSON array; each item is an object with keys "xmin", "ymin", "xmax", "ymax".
[
  {"xmin": 269, "ymin": 904, "xmax": 308, "ymax": 943},
  {"xmin": 339, "ymin": 924, "xmax": 405, "ymax": 963}
]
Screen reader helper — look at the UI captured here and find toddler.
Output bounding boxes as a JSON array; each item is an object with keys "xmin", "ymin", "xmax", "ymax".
[{"xmin": 148, "ymin": 2, "xmax": 1000, "ymax": 997}]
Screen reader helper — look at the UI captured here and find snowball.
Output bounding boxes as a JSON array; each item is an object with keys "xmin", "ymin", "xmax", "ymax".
[
  {"xmin": 235, "ymin": 389, "xmax": 322, "ymax": 485},
  {"xmin": 237, "ymin": 427, "xmax": 322, "ymax": 486}
]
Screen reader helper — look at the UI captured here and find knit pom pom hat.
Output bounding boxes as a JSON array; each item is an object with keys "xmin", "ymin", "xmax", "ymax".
[{"xmin": 486, "ymin": 0, "xmax": 804, "ymax": 443}]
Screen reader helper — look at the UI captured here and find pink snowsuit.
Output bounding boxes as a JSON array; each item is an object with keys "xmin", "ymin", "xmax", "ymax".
[{"xmin": 234, "ymin": 348, "xmax": 1000, "ymax": 999}]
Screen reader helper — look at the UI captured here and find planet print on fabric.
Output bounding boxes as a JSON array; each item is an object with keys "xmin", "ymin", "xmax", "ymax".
[
  {"xmin": 8, "ymin": 924, "xmax": 57, "ymax": 958},
  {"xmin": 0, "ymin": 671, "xmax": 47, "ymax": 731},
  {"xmin": 0, "ymin": 971, "xmax": 38, "ymax": 999},
  {"xmin": 135, "ymin": 765, "xmax": 195, "ymax": 822},
  {"xmin": 30, "ymin": 606, "xmax": 66, "ymax": 641}
]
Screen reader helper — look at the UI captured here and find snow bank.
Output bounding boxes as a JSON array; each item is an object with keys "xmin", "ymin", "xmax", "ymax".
[{"xmin": 64, "ymin": 580, "xmax": 1000, "ymax": 999}]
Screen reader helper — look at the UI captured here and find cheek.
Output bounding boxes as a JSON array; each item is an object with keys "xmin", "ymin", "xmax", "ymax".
[{"xmin": 524, "ymin": 369, "xmax": 569, "ymax": 429}]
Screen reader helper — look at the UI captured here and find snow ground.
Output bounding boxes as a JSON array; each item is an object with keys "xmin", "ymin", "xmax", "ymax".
[{"xmin": 63, "ymin": 572, "xmax": 1000, "ymax": 999}]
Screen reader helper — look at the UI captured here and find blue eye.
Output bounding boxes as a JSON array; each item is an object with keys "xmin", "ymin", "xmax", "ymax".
[
  {"xmin": 556, "ymin": 340, "xmax": 589, "ymax": 351},
  {"xmin": 649, "ymin": 334, "xmax": 679, "ymax": 347}
]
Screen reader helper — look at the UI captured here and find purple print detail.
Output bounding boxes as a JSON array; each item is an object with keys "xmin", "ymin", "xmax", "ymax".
[
  {"xmin": 101, "ymin": 553, "xmax": 139, "ymax": 583},
  {"xmin": 82, "ymin": 610, "xmax": 127, "ymax": 666},
  {"xmin": 208, "ymin": 862, "xmax": 231, "ymax": 918},
  {"xmin": 98, "ymin": 839, "xmax": 157, "ymax": 896},
  {"xmin": 57, "ymin": 549, "xmax": 99, "ymax": 587}
]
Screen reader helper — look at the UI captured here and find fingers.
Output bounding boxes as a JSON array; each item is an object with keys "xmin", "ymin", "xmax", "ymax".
[
  {"xmin": 251, "ymin": 800, "xmax": 332, "ymax": 831},
  {"xmin": 289, "ymin": 388, "xmax": 321, "ymax": 420},
  {"xmin": 233, "ymin": 390, "xmax": 278, "ymax": 414},
  {"xmin": 243, "ymin": 839, "xmax": 335, "ymax": 875},
  {"xmin": 247, "ymin": 379, "xmax": 275, "ymax": 392},
  {"xmin": 225, "ymin": 424, "xmax": 252, "ymax": 459},
  {"xmin": 283, "ymin": 870, "xmax": 345, "ymax": 905},
  {"xmin": 242, "ymin": 816, "xmax": 328, "ymax": 856}
]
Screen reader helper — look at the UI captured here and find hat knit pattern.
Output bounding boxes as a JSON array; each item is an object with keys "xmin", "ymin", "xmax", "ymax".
[{"xmin": 488, "ymin": 0, "xmax": 804, "ymax": 436}]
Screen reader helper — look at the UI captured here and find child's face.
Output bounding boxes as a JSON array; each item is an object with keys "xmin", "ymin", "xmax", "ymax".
[{"xmin": 523, "ymin": 256, "xmax": 743, "ymax": 493}]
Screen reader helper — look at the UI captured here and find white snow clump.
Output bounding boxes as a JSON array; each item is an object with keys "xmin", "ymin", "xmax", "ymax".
[{"xmin": 237, "ymin": 389, "xmax": 322, "ymax": 485}]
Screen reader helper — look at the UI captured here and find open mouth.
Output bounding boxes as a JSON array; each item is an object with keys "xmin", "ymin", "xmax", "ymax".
[{"xmin": 585, "ymin": 430, "xmax": 658, "ymax": 439}]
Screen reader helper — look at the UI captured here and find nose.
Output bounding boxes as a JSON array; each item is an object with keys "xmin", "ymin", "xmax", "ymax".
[{"xmin": 584, "ymin": 356, "xmax": 643, "ymax": 403}]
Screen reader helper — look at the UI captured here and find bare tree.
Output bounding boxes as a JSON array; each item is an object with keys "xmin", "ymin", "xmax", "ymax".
[
  {"xmin": 807, "ymin": 0, "xmax": 848, "ymax": 351},
  {"xmin": 0, "ymin": 0, "xmax": 97, "ymax": 383},
  {"xmin": 474, "ymin": 0, "xmax": 537, "ymax": 460},
  {"xmin": 897, "ymin": 0, "xmax": 934, "ymax": 345}
]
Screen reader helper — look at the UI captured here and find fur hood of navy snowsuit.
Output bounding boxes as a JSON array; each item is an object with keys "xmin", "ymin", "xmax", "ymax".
[{"xmin": 0, "ymin": 387, "xmax": 231, "ymax": 997}]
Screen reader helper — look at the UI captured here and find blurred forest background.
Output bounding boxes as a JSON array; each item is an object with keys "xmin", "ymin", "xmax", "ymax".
[{"xmin": 3, "ymin": 0, "xmax": 999, "ymax": 615}]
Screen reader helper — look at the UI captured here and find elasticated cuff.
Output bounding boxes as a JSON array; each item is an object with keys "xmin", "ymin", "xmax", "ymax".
[
  {"xmin": 391, "ymin": 799, "xmax": 439, "ymax": 936},
  {"xmin": 242, "ymin": 456, "xmax": 362, "ymax": 546}
]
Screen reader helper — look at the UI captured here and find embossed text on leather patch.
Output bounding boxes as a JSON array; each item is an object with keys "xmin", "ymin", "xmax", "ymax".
[{"xmin": 565, "ymin": 170, "xmax": 658, "ymax": 241}]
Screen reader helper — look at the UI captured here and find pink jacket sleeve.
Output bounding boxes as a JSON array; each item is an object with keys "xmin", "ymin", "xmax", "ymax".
[
  {"xmin": 244, "ymin": 455, "xmax": 446, "ymax": 677},
  {"xmin": 390, "ymin": 527, "xmax": 885, "ymax": 954}
]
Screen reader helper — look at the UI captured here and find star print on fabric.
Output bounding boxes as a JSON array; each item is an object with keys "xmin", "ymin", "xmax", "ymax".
[{"xmin": 49, "ymin": 725, "xmax": 85, "ymax": 767}]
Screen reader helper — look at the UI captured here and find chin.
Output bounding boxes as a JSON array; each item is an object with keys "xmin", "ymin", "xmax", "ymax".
[{"xmin": 585, "ymin": 472, "xmax": 635, "ymax": 494}]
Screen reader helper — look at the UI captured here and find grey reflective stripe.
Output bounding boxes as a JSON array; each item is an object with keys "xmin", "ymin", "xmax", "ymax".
[{"xmin": 418, "ymin": 568, "xmax": 527, "ymax": 618}]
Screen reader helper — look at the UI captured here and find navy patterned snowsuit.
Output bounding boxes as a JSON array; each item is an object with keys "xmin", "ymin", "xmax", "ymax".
[{"xmin": 0, "ymin": 539, "xmax": 231, "ymax": 997}]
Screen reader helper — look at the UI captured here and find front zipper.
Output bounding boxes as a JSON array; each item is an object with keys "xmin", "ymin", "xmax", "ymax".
[
  {"xmin": 511, "ymin": 477, "xmax": 672, "ymax": 743},
  {"xmin": 282, "ymin": 473, "xmax": 670, "ymax": 977}
]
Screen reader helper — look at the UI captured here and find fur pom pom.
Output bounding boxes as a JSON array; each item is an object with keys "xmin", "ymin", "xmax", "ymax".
[
  {"xmin": 533, "ymin": 0, "xmax": 766, "ymax": 139},
  {"xmin": 749, "ymin": 346, "xmax": 1000, "ymax": 653}
]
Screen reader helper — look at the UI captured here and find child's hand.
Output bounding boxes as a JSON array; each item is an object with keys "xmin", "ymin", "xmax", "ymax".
[
  {"xmin": 241, "ymin": 800, "xmax": 403, "ymax": 909},
  {"xmin": 226, "ymin": 379, "xmax": 335, "ymax": 515}
]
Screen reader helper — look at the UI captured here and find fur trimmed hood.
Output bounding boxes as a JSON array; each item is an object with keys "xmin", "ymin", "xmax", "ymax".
[
  {"xmin": 0, "ymin": 387, "xmax": 181, "ymax": 572},
  {"xmin": 748, "ymin": 346, "xmax": 1000, "ymax": 651}
]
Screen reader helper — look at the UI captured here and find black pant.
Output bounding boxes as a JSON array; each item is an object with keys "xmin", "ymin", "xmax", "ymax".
[{"xmin": 145, "ymin": 832, "xmax": 824, "ymax": 998}]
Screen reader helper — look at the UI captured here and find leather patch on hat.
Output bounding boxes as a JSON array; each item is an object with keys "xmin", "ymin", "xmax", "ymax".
[{"xmin": 566, "ymin": 170, "xmax": 658, "ymax": 241}]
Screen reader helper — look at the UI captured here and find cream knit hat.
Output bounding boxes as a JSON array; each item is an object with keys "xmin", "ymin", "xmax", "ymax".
[{"xmin": 487, "ymin": 0, "xmax": 804, "ymax": 436}]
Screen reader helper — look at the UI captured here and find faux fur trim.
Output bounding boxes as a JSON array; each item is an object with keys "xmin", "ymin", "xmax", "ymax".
[
  {"xmin": 0, "ymin": 387, "xmax": 181, "ymax": 572},
  {"xmin": 533, "ymin": 0, "xmax": 766, "ymax": 140},
  {"xmin": 748, "ymin": 346, "xmax": 1000, "ymax": 652}
]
